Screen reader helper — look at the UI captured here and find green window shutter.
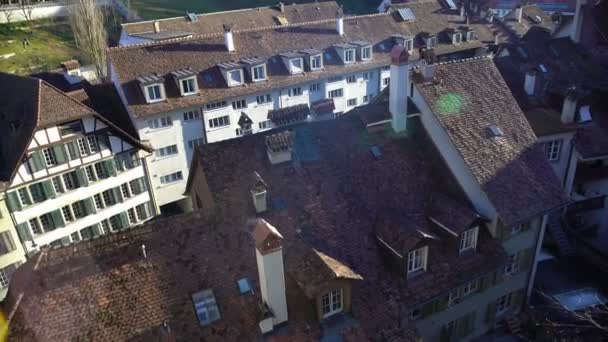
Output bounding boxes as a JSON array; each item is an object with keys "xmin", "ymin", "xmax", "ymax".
[
  {"xmin": 66, "ymin": 141, "xmax": 80, "ymax": 160},
  {"xmin": 91, "ymin": 223, "xmax": 102, "ymax": 237},
  {"xmin": 29, "ymin": 151, "xmax": 45, "ymax": 172},
  {"xmin": 97, "ymin": 134, "xmax": 110, "ymax": 151},
  {"xmin": 118, "ymin": 212, "xmax": 130, "ymax": 229},
  {"xmin": 6, "ymin": 191, "xmax": 22, "ymax": 212},
  {"xmin": 16, "ymin": 222, "xmax": 32, "ymax": 241},
  {"xmin": 51, "ymin": 209, "xmax": 65, "ymax": 228},
  {"xmin": 41, "ymin": 180, "xmax": 56, "ymax": 199},
  {"xmin": 139, "ymin": 178, "xmax": 147, "ymax": 192},
  {"xmin": 83, "ymin": 198, "xmax": 96, "ymax": 215},
  {"xmin": 105, "ymin": 159, "xmax": 117, "ymax": 177},
  {"xmin": 75, "ymin": 169, "xmax": 88, "ymax": 187},
  {"xmin": 52, "ymin": 145, "xmax": 68, "ymax": 165},
  {"xmin": 114, "ymin": 155, "xmax": 125, "ymax": 172},
  {"xmin": 113, "ymin": 187, "xmax": 124, "ymax": 203}
]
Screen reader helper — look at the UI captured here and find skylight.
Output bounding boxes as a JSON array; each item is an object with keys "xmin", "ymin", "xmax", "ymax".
[
  {"xmin": 397, "ymin": 8, "xmax": 416, "ymax": 22},
  {"xmin": 237, "ymin": 278, "xmax": 253, "ymax": 295},
  {"xmin": 488, "ymin": 124, "xmax": 504, "ymax": 138},
  {"xmin": 192, "ymin": 289, "xmax": 221, "ymax": 326}
]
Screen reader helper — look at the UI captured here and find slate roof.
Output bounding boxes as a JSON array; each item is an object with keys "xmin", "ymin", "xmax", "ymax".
[
  {"xmin": 194, "ymin": 114, "xmax": 507, "ymax": 339},
  {"xmin": 414, "ymin": 57, "xmax": 567, "ymax": 226},
  {"xmin": 121, "ymin": 1, "xmax": 341, "ymax": 37},
  {"xmin": 109, "ymin": 0, "xmax": 511, "ymax": 118},
  {"xmin": 500, "ymin": 5, "xmax": 558, "ymax": 38}
]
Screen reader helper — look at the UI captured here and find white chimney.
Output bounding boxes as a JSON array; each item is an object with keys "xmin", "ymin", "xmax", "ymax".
[
  {"xmin": 279, "ymin": 1, "xmax": 285, "ymax": 13},
  {"xmin": 460, "ymin": 5, "xmax": 466, "ymax": 18},
  {"xmin": 493, "ymin": 31, "xmax": 500, "ymax": 45},
  {"xmin": 516, "ymin": 6, "xmax": 523, "ymax": 23},
  {"xmin": 251, "ymin": 171, "xmax": 268, "ymax": 214},
  {"xmin": 561, "ymin": 93, "xmax": 578, "ymax": 124},
  {"xmin": 389, "ymin": 45, "xmax": 410, "ymax": 133},
  {"xmin": 253, "ymin": 219, "xmax": 288, "ymax": 327},
  {"xmin": 570, "ymin": 0, "xmax": 585, "ymax": 43},
  {"xmin": 524, "ymin": 71, "xmax": 537, "ymax": 96},
  {"xmin": 153, "ymin": 20, "xmax": 160, "ymax": 33},
  {"xmin": 224, "ymin": 24, "xmax": 235, "ymax": 52},
  {"xmin": 336, "ymin": 16, "xmax": 344, "ymax": 36}
]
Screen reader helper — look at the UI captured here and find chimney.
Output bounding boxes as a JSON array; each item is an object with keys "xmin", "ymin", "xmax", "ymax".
[
  {"xmin": 141, "ymin": 244, "xmax": 147, "ymax": 258},
  {"xmin": 488, "ymin": 13, "xmax": 494, "ymax": 23},
  {"xmin": 279, "ymin": 2, "xmax": 285, "ymax": 13},
  {"xmin": 466, "ymin": 15, "xmax": 470, "ymax": 25},
  {"xmin": 561, "ymin": 91, "xmax": 578, "ymax": 124},
  {"xmin": 265, "ymin": 131, "xmax": 294, "ymax": 165},
  {"xmin": 389, "ymin": 45, "xmax": 410, "ymax": 133},
  {"xmin": 223, "ymin": 24, "xmax": 235, "ymax": 52},
  {"xmin": 516, "ymin": 6, "xmax": 523, "ymax": 23},
  {"xmin": 524, "ymin": 71, "xmax": 537, "ymax": 96},
  {"xmin": 153, "ymin": 20, "xmax": 160, "ymax": 33},
  {"xmin": 253, "ymin": 219, "xmax": 288, "ymax": 327},
  {"xmin": 493, "ymin": 31, "xmax": 500, "ymax": 45},
  {"xmin": 460, "ymin": 4, "xmax": 466, "ymax": 18},
  {"xmin": 251, "ymin": 171, "xmax": 269, "ymax": 214},
  {"xmin": 570, "ymin": 0, "xmax": 584, "ymax": 43},
  {"xmin": 336, "ymin": 14, "xmax": 344, "ymax": 36},
  {"xmin": 419, "ymin": 48, "xmax": 437, "ymax": 82}
]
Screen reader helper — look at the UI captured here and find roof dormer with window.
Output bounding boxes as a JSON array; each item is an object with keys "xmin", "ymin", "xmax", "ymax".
[
  {"xmin": 301, "ymin": 48, "xmax": 323, "ymax": 71},
  {"xmin": 446, "ymin": 28, "xmax": 463, "ymax": 45},
  {"xmin": 352, "ymin": 40, "xmax": 373, "ymax": 62},
  {"xmin": 419, "ymin": 33, "xmax": 438, "ymax": 49},
  {"xmin": 407, "ymin": 245, "xmax": 428, "ymax": 278},
  {"xmin": 392, "ymin": 35, "xmax": 414, "ymax": 52},
  {"xmin": 461, "ymin": 27, "xmax": 476, "ymax": 41},
  {"xmin": 171, "ymin": 69, "xmax": 198, "ymax": 97},
  {"xmin": 333, "ymin": 43, "xmax": 356, "ymax": 65},
  {"xmin": 280, "ymin": 52, "xmax": 305, "ymax": 75},
  {"xmin": 137, "ymin": 74, "xmax": 166, "ymax": 104},
  {"xmin": 241, "ymin": 57, "xmax": 268, "ymax": 83},
  {"xmin": 218, "ymin": 62, "xmax": 244, "ymax": 87}
]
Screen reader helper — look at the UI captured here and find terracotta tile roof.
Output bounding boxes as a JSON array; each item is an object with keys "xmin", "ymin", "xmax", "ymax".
[
  {"xmin": 109, "ymin": 0, "xmax": 508, "ymax": 118},
  {"xmin": 414, "ymin": 57, "xmax": 567, "ymax": 226},
  {"xmin": 121, "ymin": 1, "xmax": 341, "ymax": 37},
  {"xmin": 265, "ymin": 130, "xmax": 295, "ymax": 152},
  {"xmin": 195, "ymin": 114, "xmax": 507, "ymax": 339},
  {"xmin": 268, "ymin": 104, "xmax": 310, "ymax": 125}
]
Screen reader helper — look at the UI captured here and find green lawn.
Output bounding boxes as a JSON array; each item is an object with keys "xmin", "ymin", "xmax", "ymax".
[
  {"xmin": 0, "ymin": 19, "xmax": 80, "ymax": 75},
  {"xmin": 127, "ymin": 0, "xmax": 378, "ymax": 20}
]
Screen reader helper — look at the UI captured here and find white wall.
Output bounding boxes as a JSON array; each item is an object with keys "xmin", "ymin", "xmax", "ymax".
[{"xmin": 537, "ymin": 132, "xmax": 576, "ymax": 188}]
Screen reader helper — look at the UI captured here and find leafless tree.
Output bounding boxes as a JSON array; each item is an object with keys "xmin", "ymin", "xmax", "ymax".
[
  {"xmin": 4, "ymin": 8, "xmax": 15, "ymax": 25},
  {"xmin": 19, "ymin": 0, "xmax": 35, "ymax": 27},
  {"xmin": 67, "ymin": 0, "xmax": 107, "ymax": 80}
]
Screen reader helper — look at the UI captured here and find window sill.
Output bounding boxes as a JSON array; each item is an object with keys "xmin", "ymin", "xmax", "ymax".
[
  {"xmin": 206, "ymin": 125, "xmax": 231, "ymax": 132},
  {"xmin": 146, "ymin": 99, "xmax": 165, "ymax": 104},
  {"xmin": 157, "ymin": 180, "xmax": 183, "ymax": 189},
  {"xmin": 146, "ymin": 126, "xmax": 173, "ymax": 134},
  {"xmin": 153, "ymin": 154, "xmax": 179, "ymax": 162}
]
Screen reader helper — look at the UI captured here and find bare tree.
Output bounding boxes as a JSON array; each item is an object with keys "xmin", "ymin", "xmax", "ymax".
[
  {"xmin": 67, "ymin": 0, "xmax": 107, "ymax": 81},
  {"xmin": 4, "ymin": 8, "xmax": 15, "ymax": 25},
  {"xmin": 19, "ymin": 0, "xmax": 35, "ymax": 29}
]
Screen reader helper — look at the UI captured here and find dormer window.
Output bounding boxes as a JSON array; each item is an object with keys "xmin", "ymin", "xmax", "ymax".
[
  {"xmin": 404, "ymin": 38, "xmax": 413, "ymax": 51},
  {"xmin": 301, "ymin": 49, "xmax": 323, "ymax": 71},
  {"xmin": 241, "ymin": 57, "xmax": 267, "ymax": 82},
  {"xmin": 218, "ymin": 62, "xmax": 244, "ymax": 87},
  {"xmin": 407, "ymin": 246, "xmax": 428, "ymax": 276},
  {"xmin": 462, "ymin": 27, "xmax": 476, "ymax": 41},
  {"xmin": 352, "ymin": 41, "xmax": 373, "ymax": 61},
  {"xmin": 447, "ymin": 29, "xmax": 462, "ymax": 45},
  {"xmin": 137, "ymin": 74, "xmax": 166, "ymax": 104},
  {"xmin": 280, "ymin": 52, "xmax": 304, "ymax": 74},
  {"xmin": 344, "ymin": 49, "xmax": 355, "ymax": 63},
  {"xmin": 459, "ymin": 226, "xmax": 478, "ymax": 254},
  {"xmin": 333, "ymin": 43, "xmax": 356, "ymax": 65},
  {"xmin": 171, "ymin": 69, "xmax": 198, "ymax": 96},
  {"xmin": 420, "ymin": 33, "xmax": 437, "ymax": 49},
  {"xmin": 393, "ymin": 35, "xmax": 414, "ymax": 51}
]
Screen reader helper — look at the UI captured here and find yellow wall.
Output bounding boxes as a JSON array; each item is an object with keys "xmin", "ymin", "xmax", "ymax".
[{"xmin": 0, "ymin": 195, "xmax": 27, "ymax": 299}]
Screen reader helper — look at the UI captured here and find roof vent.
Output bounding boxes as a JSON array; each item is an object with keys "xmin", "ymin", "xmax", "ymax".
[
  {"xmin": 487, "ymin": 124, "xmax": 503, "ymax": 138},
  {"xmin": 265, "ymin": 130, "xmax": 295, "ymax": 165}
]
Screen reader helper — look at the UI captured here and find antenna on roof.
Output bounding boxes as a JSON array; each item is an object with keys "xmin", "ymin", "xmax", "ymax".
[{"xmin": 141, "ymin": 244, "xmax": 147, "ymax": 258}]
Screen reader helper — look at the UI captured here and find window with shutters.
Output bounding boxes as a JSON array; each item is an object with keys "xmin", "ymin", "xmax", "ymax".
[
  {"xmin": 70, "ymin": 231, "xmax": 81, "ymax": 243},
  {"xmin": 407, "ymin": 246, "xmax": 428, "ymax": 274},
  {"xmin": 77, "ymin": 138, "xmax": 90, "ymax": 156},
  {"xmin": 130, "ymin": 178, "xmax": 144, "ymax": 195},
  {"xmin": 63, "ymin": 172, "xmax": 78, "ymax": 190},
  {"xmin": 87, "ymin": 136, "xmax": 99, "ymax": 153},
  {"xmin": 85, "ymin": 165, "xmax": 97, "ymax": 182},
  {"xmin": 39, "ymin": 213, "xmax": 54, "ymax": 232},
  {"xmin": 0, "ymin": 263, "xmax": 19, "ymax": 288},
  {"xmin": 321, "ymin": 288, "xmax": 343, "ymax": 318},
  {"xmin": 61, "ymin": 206, "xmax": 74, "ymax": 223},
  {"xmin": 72, "ymin": 201, "xmax": 87, "ymax": 219},
  {"xmin": 136, "ymin": 202, "xmax": 152, "ymax": 221},
  {"xmin": 127, "ymin": 208, "xmax": 137, "ymax": 224},
  {"xmin": 121, "ymin": 183, "xmax": 131, "ymax": 199},
  {"xmin": 109, "ymin": 215, "xmax": 122, "ymax": 232},
  {"xmin": 459, "ymin": 227, "xmax": 478, "ymax": 253},
  {"xmin": 42, "ymin": 148, "xmax": 56, "ymax": 167},
  {"xmin": 94, "ymin": 162, "xmax": 108, "ymax": 179},
  {"xmin": 29, "ymin": 218, "xmax": 42, "ymax": 235},
  {"xmin": 52, "ymin": 177, "xmax": 64, "ymax": 194},
  {"xmin": 100, "ymin": 219, "xmax": 110, "ymax": 234},
  {"xmin": 17, "ymin": 188, "xmax": 30, "ymax": 206},
  {"xmin": 80, "ymin": 226, "xmax": 94, "ymax": 240},
  {"xmin": 28, "ymin": 183, "xmax": 46, "ymax": 203},
  {"xmin": 0, "ymin": 231, "xmax": 16, "ymax": 255},
  {"xmin": 102, "ymin": 189, "xmax": 116, "ymax": 207},
  {"xmin": 94, "ymin": 194, "xmax": 105, "ymax": 210}
]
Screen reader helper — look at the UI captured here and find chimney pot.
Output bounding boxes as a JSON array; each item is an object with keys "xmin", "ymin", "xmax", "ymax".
[
  {"xmin": 336, "ymin": 16, "xmax": 344, "ymax": 36},
  {"xmin": 279, "ymin": 2, "xmax": 284, "ymax": 13},
  {"xmin": 389, "ymin": 45, "xmax": 410, "ymax": 133},
  {"xmin": 153, "ymin": 20, "xmax": 160, "ymax": 33}
]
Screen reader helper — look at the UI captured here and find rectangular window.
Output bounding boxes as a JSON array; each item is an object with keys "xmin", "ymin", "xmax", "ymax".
[
  {"xmin": 288, "ymin": 87, "xmax": 302, "ymax": 97},
  {"xmin": 344, "ymin": 49, "xmax": 355, "ymax": 63},
  {"xmin": 321, "ymin": 288, "xmax": 343, "ymax": 318},
  {"xmin": 0, "ymin": 263, "xmax": 19, "ymax": 288},
  {"xmin": 61, "ymin": 205, "xmax": 74, "ymax": 223},
  {"xmin": 188, "ymin": 138, "xmax": 205, "ymax": 150},
  {"xmin": 29, "ymin": 218, "xmax": 42, "ymax": 235},
  {"xmin": 160, "ymin": 171, "xmax": 183, "ymax": 185},
  {"xmin": 383, "ymin": 77, "xmax": 390, "ymax": 86},
  {"xmin": 232, "ymin": 99, "xmax": 247, "ymax": 110},
  {"xmin": 80, "ymin": 226, "xmax": 94, "ymax": 240},
  {"xmin": 181, "ymin": 78, "xmax": 197, "ymax": 94},
  {"xmin": 228, "ymin": 70, "xmax": 243, "ymax": 85},
  {"xmin": 148, "ymin": 116, "xmax": 172, "ymax": 129},
  {"xmin": 29, "ymin": 183, "xmax": 45, "ymax": 203},
  {"xmin": 346, "ymin": 75, "xmax": 356, "ymax": 84},
  {"xmin": 252, "ymin": 65, "xmax": 266, "ymax": 81},
  {"xmin": 77, "ymin": 138, "xmax": 89, "ymax": 156},
  {"xmin": 289, "ymin": 58, "xmax": 303, "ymax": 73},
  {"xmin": 362, "ymin": 72, "xmax": 369, "ymax": 81},
  {"xmin": 42, "ymin": 148, "xmax": 56, "ymax": 167},
  {"xmin": 453, "ymin": 33, "xmax": 462, "ymax": 44},
  {"xmin": 127, "ymin": 208, "xmax": 137, "ymax": 224},
  {"xmin": 155, "ymin": 145, "xmax": 178, "ymax": 158},
  {"xmin": 72, "ymin": 201, "xmax": 87, "ymax": 219},
  {"xmin": 58, "ymin": 120, "xmax": 82, "ymax": 137},
  {"xmin": 130, "ymin": 178, "xmax": 147, "ymax": 195},
  {"xmin": 258, "ymin": 120, "xmax": 271, "ymax": 130},
  {"xmin": 405, "ymin": 39, "xmax": 413, "ymax": 51},
  {"xmin": 256, "ymin": 94, "xmax": 272, "ymax": 104},
  {"xmin": 100, "ymin": 219, "xmax": 110, "ymax": 234},
  {"xmin": 208, "ymin": 116, "xmax": 230, "ymax": 128},
  {"xmin": 94, "ymin": 193, "xmax": 105, "ymax": 210},
  {"xmin": 496, "ymin": 293, "xmax": 513, "ymax": 315},
  {"xmin": 70, "ymin": 231, "xmax": 81, "ymax": 243},
  {"xmin": 147, "ymin": 85, "xmax": 162, "ymax": 101},
  {"xmin": 426, "ymin": 36, "xmax": 437, "ymax": 48},
  {"xmin": 39, "ymin": 213, "xmax": 54, "ymax": 232},
  {"xmin": 544, "ymin": 140, "xmax": 562, "ymax": 161},
  {"xmin": 205, "ymin": 101, "xmax": 228, "ymax": 111},
  {"xmin": 328, "ymin": 89, "xmax": 343, "ymax": 98},
  {"xmin": 136, "ymin": 202, "xmax": 152, "ymax": 221},
  {"xmin": 102, "ymin": 190, "xmax": 116, "ymax": 207},
  {"xmin": 407, "ymin": 246, "xmax": 428, "ymax": 274},
  {"xmin": 347, "ymin": 98, "xmax": 357, "ymax": 107},
  {"xmin": 363, "ymin": 95, "xmax": 371, "ymax": 103},
  {"xmin": 87, "ymin": 135, "xmax": 98, "ymax": 153},
  {"xmin": 0, "ymin": 231, "xmax": 16, "ymax": 255},
  {"xmin": 85, "ymin": 165, "xmax": 97, "ymax": 182},
  {"xmin": 121, "ymin": 183, "xmax": 131, "ymax": 199},
  {"xmin": 361, "ymin": 46, "xmax": 372, "ymax": 60},
  {"xmin": 17, "ymin": 188, "xmax": 30, "ymax": 206},
  {"xmin": 504, "ymin": 253, "xmax": 519, "ymax": 275},
  {"xmin": 109, "ymin": 215, "xmax": 122, "ymax": 232},
  {"xmin": 459, "ymin": 227, "xmax": 478, "ymax": 253},
  {"xmin": 183, "ymin": 110, "xmax": 201, "ymax": 121},
  {"xmin": 461, "ymin": 280, "xmax": 478, "ymax": 297},
  {"xmin": 309, "ymin": 83, "xmax": 321, "ymax": 92},
  {"xmin": 94, "ymin": 163, "xmax": 108, "ymax": 179},
  {"xmin": 235, "ymin": 128, "xmax": 243, "ymax": 136},
  {"xmin": 311, "ymin": 55, "xmax": 322, "ymax": 70},
  {"xmin": 52, "ymin": 177, "xmax": 64, "ymax": 194},
  {"xmin": 63, "ymin": 172, "xmax": 78, "ymax": 190}
]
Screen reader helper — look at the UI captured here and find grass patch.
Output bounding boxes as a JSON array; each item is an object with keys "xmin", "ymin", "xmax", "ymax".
[
  {"xmin": 0, "ymin": 19, "xmax": 80, "ymax": 75},
  {"xmin": 126, "ymin": 0, "xmax": 378, "ymax": 20}
]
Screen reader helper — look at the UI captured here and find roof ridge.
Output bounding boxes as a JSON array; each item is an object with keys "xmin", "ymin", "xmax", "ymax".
[{"xmin": 108, "ymin": 12, "xmax": 391, "ymax": 52}]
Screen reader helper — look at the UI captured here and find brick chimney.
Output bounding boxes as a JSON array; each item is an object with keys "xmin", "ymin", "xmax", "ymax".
[
  {"xmin": 251, "ymin": 171, "xmax": 269, "ymax": 214},
  {"xmin": 420, "ymin": 48, "xmax": 437, "ymax": 82},
  {"xmin": 389, "ymin": 45, "xmax": 410, "ymax": 133},
  {"xmin": 561, "ymin": 91, "xmax": 578, "ymax": 124},
  {"xmin": 524, "ymin": 70, "xmax": 537, "ymax": 96},
  {"xmin": 223, "ymin": 24, "xmax": 235, "ymax": 52},
  {"xmin": 253, "ymin": 219, "xmax": 288, "ymax": 327}
]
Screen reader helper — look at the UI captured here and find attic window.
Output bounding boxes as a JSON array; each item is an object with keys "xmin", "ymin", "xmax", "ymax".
[
  {"xmin": 488, "ymin": 124, "xmax": 503, "ymax": 138},
  {"xmin": 344, "ymin": 49, "xmax": 355, "ymax": 63},
  {"xmin": 301, "ymin": 49, "xmax": 323, "ymax": 71},
  {"xmin": 237, "ymin": 278, "xmax": 253, "ymax": 295},
  {"xmin": 397, "ymin": 8, "xmax": 416, "ymax": 22},
  {"xmin": 137, "ymin": 74, "xmax": 166, "ymax": 103},
  {"xmin": 425, "ymin": 36, "xmax": 437, "ymax": 49},
  {"xmin": 407, "ymin": 246, "xmax": 428, "ymax": 276},
  {"xmin": 192, "ymin": 289, "xmax": 221, "ymax": 326},
  {"xmin": 464, "ymin": 29, "xmax": 475, "ymax": 41},
  {"xmin": 459, "ymin": 226, "xmax": 478, "ymax": 254},
  {"xmin": 241, "ymin": 57, "xmax": 267, "ymax": 82},
  {"xmin": 218, "ymin": 62, "xmax": 244, "ymax": 87},
  {"xmin": 172, "ymin": 69, "xmax": 198, "ymax": 96},
  {"xmin": 280, "ymin": 52, "xmax": 304, "ymax": 74},
  {"xmin": 452, "ymin": 32, "xmax": 462, "ymax": 44},
  {"xmin": 58, "ymin": 120, "xmax": 83, "ymax": 137}
]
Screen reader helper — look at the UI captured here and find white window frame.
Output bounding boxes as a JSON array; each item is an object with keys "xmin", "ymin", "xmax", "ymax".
[
  {"xmin": 321, "ymin": 288, "xmax": 343, "ymax": 318},
  {"xmin": 383, "ymin": 77, "xmax": 390, "ymax": 86},
  {"xmin": 544, "ymin": 140, "xmax": 562, "ymax": 162},
  {"xmin": 347, "ymin": 98, "xmax": 357, "ymax": 107},
  {"xmin": 87, "ymin": 135, "xmax": 99, "ymax": 153},
  {"xmin": 208, "ymin": 116, "xmax": 230, "ymax": 129},
  {"xmin": 503, "ymin": 253, "xmax": 519, "ymax": 276},
  {"xmin": 361, "ymin": 46, "xmax": 372, "ymax": 60},
  {"xmin": 288, "ymin": 87, "xmax": 302, "ymax": 97},
  {"xmin": 258, "ymin": 120, "xmax": 271, "ymax": 130},
  {"xmin": 227, "ymin": 69, "xmax": 243, "ymax": 87},
  {"xmin": 180, "ymin": 77, "xmax": 198, "ymax": 96},
  {"xmin": 42, "ymin": 148, "xmax": 56, "ymax": 167},
  {"xmin": 453, "ymin": 32, "xmax": 462, "ymax": 44},
  {"xmin": 252, "ymin": 65, "xmax": 267, "ymax": 82},
  {"xmin": 362, "ymin": 72, "xmax": 369, "ymax": 81},
  {"xmin": 459, "ymin": 226, "xmax": 478, "ymax": 253},
  {"xmin": 309, "ymin": 83, "xmax": 321, "ymax": 92},
  {"xmin": 148, "ymin": 116, "xmax": 173, "ymax": 130},
  {"xmin": 188, "ymin": 138, "xmax": 205, "ymax": 150},
  {"xmin": 404, "ymin": 39, "xmax": 414, "ymax": 51},
  {"xmin": 160, "ymin": 171, "xmax": 183, "ymax": 185},
  {"xmin": 256, "ymin": 94, "xmax": 272, "ymax": 105},
  {"xmin": 145, "ymin": 84, "xmax": 164, "ymax": 103},
  {"xmin": 407, "ymin": 246, "xmax": 428, "ymax": 274},
  {"xmin": 289, "ymin": 58, "xmax": 304, "ymax": 74},
  {"xmin": 310, "ymin": 54, "xmax": 323, "ymax": 70},
  {"xmin": 346, "ymin": 75, "xmax": 356, "ymax": 84},
  {"xmin": 343, "ymin": 49, "xmax": 355, "ymax": 64},
  {"xmin": 328, "ymin": 88, "xmax": 343, "ymax": 99},
  {"xmin": 183, "ymin": 110, "xmax": 201, "ymax": 121},
  {"xmin": 155, "ymin": 145, "xmax": 178, "ymax": 158},
  {"xmin": 496, "ymin": 293, "xmax": 512, "ymax": 316},
  {"xmin": 232, "ymin": 99, "xmax": 247, "ymax": 110}
]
